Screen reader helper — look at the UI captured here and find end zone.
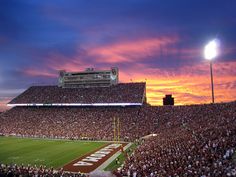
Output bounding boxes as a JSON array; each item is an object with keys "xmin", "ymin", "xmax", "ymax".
[{"xmin": 62, "ymin": 143, "xmax": 128, "ymax": 173}]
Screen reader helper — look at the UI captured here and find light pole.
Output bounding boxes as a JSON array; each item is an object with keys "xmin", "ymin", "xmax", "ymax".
[
  {"xmin": 209, "ymin": 60, "xmax": 214, "ymax": 103},
  {"xmin": 204, "ymin": 39, "xmax": 219, "ymax": 104}
]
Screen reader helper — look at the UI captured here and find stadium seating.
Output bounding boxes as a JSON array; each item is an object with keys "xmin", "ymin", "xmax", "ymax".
[
  {"xmin": 0, "ymin": 106, "xmax": 157, "ymax": 141},
  {"xmin": 0, "ymin": 163, "xmax": 86, "ymax": 177},
  {"xmin": 8, "ymin": 83, "xmax": 145, "ymax": 104},
  {"xmin": 0, "ymin": 102, "xmax": 235, "ymax": 176},
  {"xmin": 119, "ymin": 102, "xmax": 236, "ymax": 176}
]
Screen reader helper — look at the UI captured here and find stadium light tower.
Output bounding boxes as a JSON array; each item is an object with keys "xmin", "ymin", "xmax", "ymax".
[{"xmin": 204, "ymin": 39, "xmax": 219, "ymax": 104}]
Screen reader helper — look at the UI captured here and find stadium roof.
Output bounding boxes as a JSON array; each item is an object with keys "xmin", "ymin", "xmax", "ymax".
[{"xmin": 8, "ymin": 82, "xmax": 146, "ymax": 107}]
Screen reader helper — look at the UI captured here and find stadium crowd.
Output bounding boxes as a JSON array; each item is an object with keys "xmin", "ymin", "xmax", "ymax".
[
  {"xmin": 0, "ymin": 99, "xmax": 235, "ymax": 176},
  {"xmin": 119, "ymin": 102, "xmax": 236, "ymax": 176},
  {"xmin": 0, "ymin": 163, "xmax": 87, "ymax": 177},
  {"xmin": 9, "ymin": 83, "xmax": 145, "ymax": 104},
  {"xmin": 0, "ymin": 106, "xmax": 157, "ymax": 141}
]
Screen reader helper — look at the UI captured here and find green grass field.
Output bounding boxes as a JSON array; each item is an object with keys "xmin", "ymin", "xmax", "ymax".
[
  {"xmin": 104, "ymin": 143, "xmax": 136, "ymax": 171},
  {"xmin": 0, "ymin": 136, "xmax": 107, "ymax": 169}
]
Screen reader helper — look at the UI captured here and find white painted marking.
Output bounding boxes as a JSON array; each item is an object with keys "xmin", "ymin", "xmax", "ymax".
[
  {"xmin": 72, "ymin": 144, "xmax": 122, "ymax": 166},
  {"xmin": 90, "ymin": 153, "xmax": 106, "ymax": 158},
  {"xmin": 73, "ymin": 161, "xmax": 93, "ymax": 166},
  {"xmin": 82, "ymin": 156, "xmax": 102, "ymax": 162}
]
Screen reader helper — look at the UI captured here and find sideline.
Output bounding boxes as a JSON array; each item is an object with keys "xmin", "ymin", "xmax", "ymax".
[
  {"xmin": 95, "ymin": 143, "xmax": 132, "ymax": 171},
  {"xmin": 0, "ymin": 135, "xmax": 130, "ymax": 143}
]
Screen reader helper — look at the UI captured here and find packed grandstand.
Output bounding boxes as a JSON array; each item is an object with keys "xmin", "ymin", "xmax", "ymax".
[
  {"xmin": 0, "ymin": 68, "xmax": 235, "ymax": 176},
  {"xmin": 8, "ymin": 83, "xmax": 145, "ymax": 106}
]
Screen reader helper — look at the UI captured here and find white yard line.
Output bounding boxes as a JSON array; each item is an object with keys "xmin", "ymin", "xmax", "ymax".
[{"xmin": 95, "ymin": 143, "xmax": 132, "ymax": 171}]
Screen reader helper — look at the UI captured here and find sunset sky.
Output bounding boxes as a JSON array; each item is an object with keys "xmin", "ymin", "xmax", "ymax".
[{"xmin": 0, "ymin": 0, "xmax": 236, "ymax": 111}]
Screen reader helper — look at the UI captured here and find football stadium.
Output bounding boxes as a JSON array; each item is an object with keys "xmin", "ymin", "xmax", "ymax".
[{"xmin": 0, "ymin": 67, "xmax": 235, "ymax": 176}]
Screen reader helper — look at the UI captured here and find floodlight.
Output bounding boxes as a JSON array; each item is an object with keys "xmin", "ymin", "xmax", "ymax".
[
  {"xmin": 203, "ymin": 39, "xmax": 220, "ymax": 103},
  {"xmin": 204, "ymin": 39, "xmax": 219, "ymax": 60}
]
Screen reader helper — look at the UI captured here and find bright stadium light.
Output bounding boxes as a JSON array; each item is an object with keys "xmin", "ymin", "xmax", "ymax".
[
  {"xmin": 204, "ymin": 39, "xmax": 219, "ymax": 60},
  {"xmin": 204, "ymin": 39, "xmax": 220, "ymax": 104}
]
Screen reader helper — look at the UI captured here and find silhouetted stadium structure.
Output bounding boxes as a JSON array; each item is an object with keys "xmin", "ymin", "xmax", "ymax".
[
  {"xmin": 0, "ymin": 68, "xmax": 236, "ymax": 176},
  {"xmin": 163, "ymin": 94, "xmax": 174, "ymax": 105}
]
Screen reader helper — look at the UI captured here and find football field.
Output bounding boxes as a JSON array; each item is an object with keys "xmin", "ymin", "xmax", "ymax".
[{"xmin": 0, "ymin": 136, "xmax": 107, "ymax": 169}]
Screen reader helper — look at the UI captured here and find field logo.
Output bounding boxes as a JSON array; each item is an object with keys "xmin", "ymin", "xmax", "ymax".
[{"xmin": 73, "ymin": 144, "xmax": 121, "ymax": 166}]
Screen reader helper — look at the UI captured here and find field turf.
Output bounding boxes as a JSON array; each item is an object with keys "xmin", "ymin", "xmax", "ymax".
[{"xmin": 0, "ymin": 136, "xmax": 107, "ymax": 168}]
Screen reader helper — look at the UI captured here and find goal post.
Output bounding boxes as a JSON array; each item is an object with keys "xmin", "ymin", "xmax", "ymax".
[{"xmin": 113, "ymin": 117, "xmax": 120, "ymax": 142}]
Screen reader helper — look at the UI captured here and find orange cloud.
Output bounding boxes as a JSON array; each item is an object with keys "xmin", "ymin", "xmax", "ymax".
[
  {"xmin": 89, "ymin": 36, "xmax": 179, "ymax": 63},
  {"xmin": 43, "ymin": 36, "xmax": 199, "ymax": 73},
  {"xmin": 119, "ymin": 61, "xmax": 236, "ymax": 105}
]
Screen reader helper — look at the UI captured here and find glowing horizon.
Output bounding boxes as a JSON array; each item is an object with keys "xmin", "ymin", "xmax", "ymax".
[{"xmin": 1, "ymin": 60, "xmax": 236, "ymax": 112}]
